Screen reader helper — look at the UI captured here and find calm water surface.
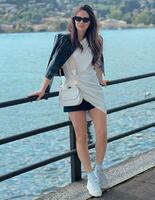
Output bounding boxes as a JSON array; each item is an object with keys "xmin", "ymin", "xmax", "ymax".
[{"xmin": 0, "ymin": 28, "xmax": 155, "ymax": 200}]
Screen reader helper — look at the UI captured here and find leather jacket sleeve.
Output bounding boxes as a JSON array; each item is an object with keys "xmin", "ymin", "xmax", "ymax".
[
  {"xmin": 44, "ymin": 33, "xmax": 75, "ymax": 93},
  {"xmin": 45, "ymin": 33, "xmax": 63, "ymax": 80},
  {"xmin": 44, "ymin": 33, "xmax": 61, "ymax": 93},
  {"xmin": 101, "ymin": 53, "xmax": 105, "ymax": 76},
  {"xmin": 47, "ymin": 34, "xmax": 61, "ymax": 68},
  {"xmin": 99, "ymin": 35, "xmax": 105, "ymax": 76},
  {"xmin": 97, "ymin": 35, "xmax": 105, "ymax": 76},
  {"xmin": 45, "ymin": 33, "xmax": 74, "ymax": 80}
]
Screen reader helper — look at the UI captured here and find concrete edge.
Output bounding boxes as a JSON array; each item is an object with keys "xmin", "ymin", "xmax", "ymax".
[{"xmin": 35, "ymin": 147, "xmax": 155, "ymax": 200}]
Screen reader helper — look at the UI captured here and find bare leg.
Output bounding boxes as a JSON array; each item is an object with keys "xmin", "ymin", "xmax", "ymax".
[
  {"xmin": 69, "ymin": 111, "xmax": 92, "ymax": 172},
  {"xmin": 89, "ymin": 108, "xmax": 107, "ymax": 164}
]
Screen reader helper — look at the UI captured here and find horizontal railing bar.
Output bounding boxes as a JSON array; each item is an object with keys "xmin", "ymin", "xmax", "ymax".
[
  {"xmin": 88, "ymin": 122, "xmax": 155, "ymax": 149},
  {"xmin": 0, "ymin": 149, "xmax": 77, "ymax": 182},
  {"xmin": 0, "ymin": 91, "xmax": 58, "ymax": 108},
  {"xmin": 108, "ymin": 96, "xmax": 155, "ymax": 113},
  {"xmin": 0, "ymin": 72, "xmax": 155, "ymax": 109},
  {"xmin": 108, "ymin": 122, "xmax": 155, "ymax": 143},
  {"xmin": 0, "ymin": 121, "xmax": 154, "ymax": 182},
  {"xmin": 0, "ymin": 121, "xmax": 70, "ymax": 145},
  {"xmin": 0, "ymin": 97, "xmax": 155, "ymax": 145},
  {"xmin": 108, "ymin": 72, "xmax": 155, "ymax": 85}
]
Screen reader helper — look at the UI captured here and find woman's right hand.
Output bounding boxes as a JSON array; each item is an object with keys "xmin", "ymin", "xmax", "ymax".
[
  {"xmin": 27, "ymin": 90, "xmax": 45, "ymax": 101},
  {"xmin": 27, "ymin": 77, "xmax": 52, "ymax": 100}
]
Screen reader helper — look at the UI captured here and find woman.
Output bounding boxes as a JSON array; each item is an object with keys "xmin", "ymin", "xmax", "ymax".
[{"xmin": 28, "ymin": 4, "xmax": 108, "ymax": 197}]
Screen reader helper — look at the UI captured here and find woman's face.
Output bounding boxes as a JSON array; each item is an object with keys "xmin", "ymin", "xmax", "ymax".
[{"xmin": 74, "ymin": 10, "xmax": 90, "ymax": 32}]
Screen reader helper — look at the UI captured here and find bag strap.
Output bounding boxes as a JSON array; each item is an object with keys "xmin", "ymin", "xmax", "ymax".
[{"xmin": 59, "ymin": 69, "xmax": 63, "ymax": 85}]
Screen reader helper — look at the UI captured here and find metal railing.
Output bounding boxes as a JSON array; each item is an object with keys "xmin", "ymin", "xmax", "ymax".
[{"xmin": 0, "ymin": 72, "xmax": 155, "ymax": 183}]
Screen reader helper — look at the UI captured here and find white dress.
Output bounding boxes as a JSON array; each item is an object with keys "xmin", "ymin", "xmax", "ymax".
[{"xmin": 61, "ymin": 37, "xmax": 107, "ymax": 121}]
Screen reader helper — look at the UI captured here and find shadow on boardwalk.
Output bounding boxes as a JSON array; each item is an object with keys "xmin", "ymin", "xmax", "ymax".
[
  {"xmin": 90, "ymin": 167, "xmax": 155, "ymax": 200},
  {"xmin": 36, "ymin": 148, "xmax": 155, "ymax": 200}
]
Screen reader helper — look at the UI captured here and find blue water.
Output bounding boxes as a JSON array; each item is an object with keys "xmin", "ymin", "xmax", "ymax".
[{"xmin": 0, "ymin": 28, "xmax": 155, "ymax": 200}]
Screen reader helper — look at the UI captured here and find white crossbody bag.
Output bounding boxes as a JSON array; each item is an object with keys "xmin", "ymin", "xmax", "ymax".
[{"xmin": 58, "ymin": 69, "xmax": 83, "ymax": 106}]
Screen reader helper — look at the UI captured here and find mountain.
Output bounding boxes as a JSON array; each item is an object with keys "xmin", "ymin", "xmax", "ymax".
[{"xmin": 0, "ymin": 0, "xmax": 155, "ymax": 32}]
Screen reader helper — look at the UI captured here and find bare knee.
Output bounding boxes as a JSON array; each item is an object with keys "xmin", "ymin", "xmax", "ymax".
[
  {"xmin": 69, "ymin": 111, "xmax": 88, "ymax": 145},
  {"xmin": 75, "ymin": 129, "xmax": 88, "ymax": 145},
  {"xmin": 96, "ymin": 128, "xmax": 107, "ymax": 136}
]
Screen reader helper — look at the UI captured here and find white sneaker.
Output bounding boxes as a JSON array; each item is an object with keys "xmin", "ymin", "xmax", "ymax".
[
  {"xmin": 94, "ymin": 168, "xmax": 109, "ymax": 190},
  {"xmin": 87, "ymin": 175, "xmax": 102, "ymax": 197}
]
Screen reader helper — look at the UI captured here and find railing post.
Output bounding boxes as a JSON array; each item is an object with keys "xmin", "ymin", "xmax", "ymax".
[{"xmin": 69, "ymin": 123, "xmax": 81, "ymax": 182}]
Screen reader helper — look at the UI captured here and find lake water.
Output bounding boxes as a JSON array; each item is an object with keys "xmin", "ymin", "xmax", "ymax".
[{"xmin": 0, "ymin": 28, "xmax": 155, "ymax": 200}]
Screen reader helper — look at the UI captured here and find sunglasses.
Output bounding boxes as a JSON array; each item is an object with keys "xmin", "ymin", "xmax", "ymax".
[{"xmin": 74, "ymin": 16, "xmax": 90, "ymax": 23}]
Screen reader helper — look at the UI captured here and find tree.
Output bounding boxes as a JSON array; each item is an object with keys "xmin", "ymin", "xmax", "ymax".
[
  {"xmin": 31, "ymin": 13, "xmax": 42, "ymax": 24},
  {"xmin": 108, "ymin": 8, "xmax": 123, "ymax": 20},
  {"xmin": 122, "ymin": 13, "xmax": 132, "ymax": 24},
  {"xmin": 133, "ymin": 10, "xmax": 151, "ymax": 25},
  {"xmin": 150, "ymin": 11, "xmax": 155, "ymax": 24},
  {"xmin": 121, "ymin": 0, "xmax": 140, "ymax": 13}
]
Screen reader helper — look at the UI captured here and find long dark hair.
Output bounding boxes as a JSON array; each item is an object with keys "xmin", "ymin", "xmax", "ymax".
[{"xmin": 68, "ymin": 4, "xmax": 103, "ymax": 66}]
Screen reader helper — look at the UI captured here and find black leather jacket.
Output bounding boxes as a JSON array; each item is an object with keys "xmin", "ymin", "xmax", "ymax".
[{"xmin": 45, "ymin": 32, "xmax": 105, "ymax": 93}]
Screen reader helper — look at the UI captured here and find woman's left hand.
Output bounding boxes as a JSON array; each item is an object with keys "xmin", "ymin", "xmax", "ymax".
[{"xmin": 100, "ymin": 79, "xmax": 108, "ymax": 86}]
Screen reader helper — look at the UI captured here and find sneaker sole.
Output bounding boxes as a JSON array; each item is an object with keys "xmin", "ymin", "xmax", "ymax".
[{"xmin": 87, "ymin": 185, "xmax": 102, "ymax": 197}]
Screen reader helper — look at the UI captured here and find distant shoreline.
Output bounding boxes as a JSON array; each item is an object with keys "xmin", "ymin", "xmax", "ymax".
[
  {"xmin": 1, "ymin": 0, "xmax": 155, "ymax": 34},
  {"xmin": 0, "ymin": 27, "xmax": 154, "ymax": 34},
  {"xmin": 0, "ymin": 22, "xmax": 155, "ymax": 34}
]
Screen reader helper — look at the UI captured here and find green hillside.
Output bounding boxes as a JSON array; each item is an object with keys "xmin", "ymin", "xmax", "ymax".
[{"xmin": 0, "ymin": 0, "xmax": 155, "ymax": 32}]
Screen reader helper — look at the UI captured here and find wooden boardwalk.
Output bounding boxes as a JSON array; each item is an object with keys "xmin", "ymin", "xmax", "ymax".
[
  {"xmin": 36, "ymin": 148, "xmax": 155, "ymax": 200},
  {"xmin": 91, "ymin": 167, "xmax": 155, "ymax": 200}
]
